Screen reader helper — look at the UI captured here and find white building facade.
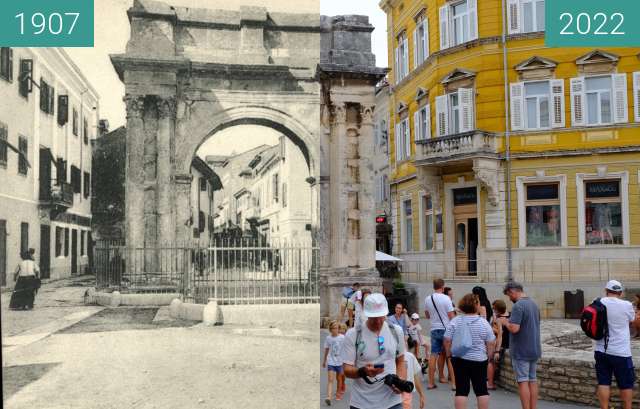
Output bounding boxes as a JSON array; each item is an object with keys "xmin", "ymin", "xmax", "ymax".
[
  {"xmin": 0, "ymin": 48, "xmax": 99, "ymax": 285},
  {"xmin": 373, "ymin": 81, "xmax": 392, "ymax": 254}
]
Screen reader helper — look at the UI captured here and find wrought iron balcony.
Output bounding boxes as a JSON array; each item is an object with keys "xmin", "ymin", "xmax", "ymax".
[
  {"xmin": 415, "ymin": 131, "xmax": 500, "ymax": 165},
  {"xmin": 39, "ymin": 182, "xmax": 74, "ymax": 208}
]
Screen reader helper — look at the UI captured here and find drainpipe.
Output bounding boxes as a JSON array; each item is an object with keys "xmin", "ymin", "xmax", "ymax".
[{"xmin": 501, "ymin": 0, "xmax": 513, "ymax": 281}]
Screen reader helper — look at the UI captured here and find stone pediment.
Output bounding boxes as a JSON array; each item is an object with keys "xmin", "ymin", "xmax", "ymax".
[
  {"xmin": 576, "ymin": 50, "xmax": 619, "ymax": 65},
  {"xmin": 396, "ymin": 101, "xmax": 408, "ymax": 114},
  {"xmin": 413, "ymin": 7, "xmax": 427, "ymax": 21},
  {"xmin": 514, "ymin": 56, "xmax": 558, "ymax": 72},
  {"xmin": 441, "ymin": 68, "xmax": 476, "ymax": 85},
  {"xmin": 414, "ymin": 87, "xmax": 428, "ymax": 101}
]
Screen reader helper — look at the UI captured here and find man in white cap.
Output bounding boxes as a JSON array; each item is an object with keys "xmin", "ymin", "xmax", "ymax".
[
  {"xmin": 341, "ymin": 293, "xmax": 407, "ymax": 409},
  {"xmin": 594, "ymin": 280, "xmax": 638, "ymax": 409}
]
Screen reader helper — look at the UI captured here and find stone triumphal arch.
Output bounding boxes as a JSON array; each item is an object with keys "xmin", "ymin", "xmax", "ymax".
[{"xmin": 111, "ymin": 0, "xmax": 321, "ymax": 249}]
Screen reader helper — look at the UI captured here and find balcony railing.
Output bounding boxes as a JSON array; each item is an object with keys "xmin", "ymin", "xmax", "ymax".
[
  {"xmin": 39, "ymin": 182, "xmax": 73, "ymax": 208},
  {"xmin": 415, "ymin": 131, "xmax": 499, "ymax": 164}
]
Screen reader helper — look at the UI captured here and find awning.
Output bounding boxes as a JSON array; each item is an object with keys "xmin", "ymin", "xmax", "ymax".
[{"xmin": 376, "ymin": 251, "xmax": 402, "ymax": 262}]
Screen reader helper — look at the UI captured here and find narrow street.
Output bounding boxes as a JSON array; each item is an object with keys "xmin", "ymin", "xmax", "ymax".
[{"xmin": 2, "ymin": 278, "xmax": 319, "ymax": 409}]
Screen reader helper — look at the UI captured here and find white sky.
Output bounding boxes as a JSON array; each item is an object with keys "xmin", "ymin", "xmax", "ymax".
[
  {"xmin": 64, "ymin": 0, "xmax": 388, "ymax": 132},
  {"xmin": 196, "ymin": 125, "xmax": 280, "ymax": 157}
]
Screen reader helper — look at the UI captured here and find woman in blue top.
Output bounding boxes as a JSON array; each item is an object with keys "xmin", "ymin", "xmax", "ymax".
[{"xmin": 443, "ymin": 293, "xmax": 496, "ymax": 409}]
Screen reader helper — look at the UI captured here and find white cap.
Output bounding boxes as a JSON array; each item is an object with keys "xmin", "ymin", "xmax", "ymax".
[
  {"xmin": 364, "ymin": 293, "xmax": 389, "ymax": 318},
  {"xmin": 605, "ymin": 280, "xmax": 623, "ymax": 292},
  {"xmin": 410, "ymin": 313, "xmax": 420, "ymax": 320}
]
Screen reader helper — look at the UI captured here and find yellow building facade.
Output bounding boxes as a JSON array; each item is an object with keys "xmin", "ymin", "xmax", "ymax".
[{"xmin": 380, "ymin": 0, "xmax": 640, "ymax": 282}]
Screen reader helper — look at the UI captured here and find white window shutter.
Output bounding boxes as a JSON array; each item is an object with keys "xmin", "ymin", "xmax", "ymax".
[
  {"xmin": 468, "ymin": 0, "xmax": 478, "ymax": 40},
  {"xmin": 414, "ymin": 110, "xmax": 421, "ymax": 141},
  {"xmin": 550, "ymin": 79, "xmax": 565, "ymax": 128},
  {"xmin": 404, "ymin": 119, "xmax": 411, "ymax": 158},
  {"xmin": 459, "ymin": 88, "xmax": 475, "ymax": 133},
  {"xmin": 570, "ymin": 77, "xmax": 586, "ymax": 127},
  {"xmin": 634, "ymin": 72, "xmax": 640, "ymax": 122},
  {"xmin": 510, "ymin": 82, "xmax": 524, "ymax": 131},
  {"xmin": 423, "ymin": 20, "xmax": 430, "ymax": 59},
  {"xmin": 435, "ymin": 95, "xmax": 449, "ymax": 137},
  {"xmin": 403, "ymin": 38, "xmax": 409, "ymax": 78},
  {"xmin": 507, "ymin": 0, "xmax": 521, "ymax": 34},
  {"xmin": 612, "ymin": 73, "xmax": 628, "ymax": 124},
  {"xmin": 413, "ymin": 29, "xmax": 418, "ymax": 69},
  {"xmin": 424, "ymin": 104, "xmax": 432, "ymax": 139},
  {"xmin": 395, "ymin": 122, "xmax": 402, "ymax": 162},
  {"xmin": 439, "ymin": 6, "xmax": 450, "ymax": 50},
  {"xmin": 394, "ymin": 47, "xmax": 399, "ymax": 84}
]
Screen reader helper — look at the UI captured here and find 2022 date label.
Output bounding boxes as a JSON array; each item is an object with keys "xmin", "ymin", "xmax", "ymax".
[{"xmin": 546, "ymin": 0, "xmax": 639, "ymax": 47}]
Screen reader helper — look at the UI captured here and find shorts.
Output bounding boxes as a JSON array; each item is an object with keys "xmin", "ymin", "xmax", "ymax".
[
  {"xmin": 595, "ymin": 351, "xmax": 636, "ymax": 390},
  {"xmin": 430, "ymin": 329, "xmax": 445, "ymax": 354},
  {"xmin": 511, "ymin": 358, "xmax": 538, "ymax": 383},
  {"xmin": 327, "ymin": 365, "xmax": 343, "ymax": 374},
  {"xmin": 451, "ymin": 357, "xmax": 489, "ymax": 397}
]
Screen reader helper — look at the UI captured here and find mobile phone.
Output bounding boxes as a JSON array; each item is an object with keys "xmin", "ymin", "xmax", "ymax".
[{"xmin": 374, "ymin": 363, "xmax": 385, "ymax": 369}]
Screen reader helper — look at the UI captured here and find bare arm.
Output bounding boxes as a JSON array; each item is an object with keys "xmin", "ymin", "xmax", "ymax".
[
  {"xmin": 322, "ymin": 348, "xmax": 328, "ymax": 367},
  {"xmin": 503, "ymin": 321, "xmax": 521, "ymax": 334},
  {"xmin": 395, "ymin": 354, "xmax": 406, "ymax": 379},
  {"xmin": 494, "ymin": 322, "xmax": 503, "ymax": 352},
  {"xmin": 343, "ymin": 363, "xmax": 384, "ymax": 379},
  {"xmin": 424, "ymin": 310, "xmax": 431, "ymax": 319},
  {"xmin": 414, "ymin": 372, "xmax": 425, "ymax": 408},
  {"xmin": 486, "ymin": 340, "xmax": 496, "ymax": 359}
]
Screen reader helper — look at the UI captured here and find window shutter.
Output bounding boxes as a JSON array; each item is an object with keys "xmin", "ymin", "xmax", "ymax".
[
  {"xmin": 404, "ymin": 118, "xmax": 411, "ymax": 158},
  {"xmin": 634, "ymin": 72, "xmax": 640, "ymax": 122},
  {"xmin": 435, "ymin": 95, "xmax": 449, "ymax": 137},
  {"xmin": 423, "ymin": 20, "xmax": 430, "ymax": 59},
  {"xmin": 439, "ymin": 5, "xmax": 450, "ymax": 50},
  {"xmin": 49, "ymin": 86, "xmax": 55, "ymax": 114},
  {"xmin": 510, "ymin": 82, "xmax": 525, "ymax": 131},
  {"xmin": 414, "ymin": 110, "xmax": 421, "ymax": 141},
  {"xmin": 394, "ymin": 47, "xmax": 399, "ymax": 83},
  {"xmin": 468, "ymin": 0, "xmax": 478, "ymax": 40},
  {"xmin": 550, "ymin": 79, "xmax": 565, "ymax": 128},
  {"xmin": 507, "ymin": 0, "xmax": 521, "ymax": 34},
  {"xmin": 424, "ymin": 104, "xmax": 432, "ymax": 139},
  {"xmin": 8, "ymin": 48, "xmax": 13, "ymax": 80},
  {"xmin": 403, "ymin": 38, "xmax": 409, "ymax": 78},
  {"xmin": 570, "ymin": 77, "xmax": 586, "ymax": 127},
  {"xmin": 459, "ymin": 88, "xmax": 475, "ymax": 133},
  {"xmin": 395, "ymin": 122, "xmax": 402, "ymax": 162},
  {"xmin": 413, "ymin": 29, "xmax": 418, "ymax": 69},
  {"xmin": 612, "ymin": 73, "xmax": 628, "ymax": 124}
]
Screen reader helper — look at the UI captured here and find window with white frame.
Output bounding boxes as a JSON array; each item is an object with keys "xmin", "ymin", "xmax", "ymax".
[
  {"xmin": 403, "ymin": 199, "xmax": 413, "ymax": 252},
  {"xmin": 584, "ymin": 180, "xmax": 623, "ymax": 245},
  {"xmin": 439, "ymin": 0, "xmax": 478, "ymax": 50},
  {"xmin": 395, "ymin": 32, "xmax": 409, "ymax": 83},
  {"xmin": 413, "ymin": 104, "xmax": 431, "ymax": 141},
  {"xmin": 435, "ymin": 88, "xmax": 474, "ymax": 137},
  {"xmin": 413, "ymin": 16, "xmax": 429, "ymax": 68},
  {"xmin": 510, "ymin": 80, "xmax": 565, "ymax": 131},
  {"xmin": 394, "ymin": 117, "xmax": 410, "ymax": 163},
  {"xmin": 524, "ymin": 183, "xmax": 561, "ymax": 246},
  {"xmin": 634, "ymin": 72, "xmax": 640, "ymax": 123},
  {"xmin": 422, "ymin": 195, "xmax": 434, "ymax": 250},
  {"xmin": 507, "ymin": 0, "xmax": 545, "ymax": 34},
  {"xmin": 571, "ymin": 74, "xmax": 628, "ymax": 127}
]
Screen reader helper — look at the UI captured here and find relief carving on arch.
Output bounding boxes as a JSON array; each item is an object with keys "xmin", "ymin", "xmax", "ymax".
[
  {"xmin": 156, "ymin": 96, "xmax": 177, "ymax": 119},
  {"xmin": 124, "ymin": 95, "xmax": 145, "ymax": 119},
  {"xmin": 473, "ymin": 158, "xmax": 500, "ymax": 207},
  {"xmin": 360, "ymin": 104, "xmax": 375, "ymax": 125},
  {"xmin": 417, "ymin": 167, "xmax": 442, "ymax": 210}
]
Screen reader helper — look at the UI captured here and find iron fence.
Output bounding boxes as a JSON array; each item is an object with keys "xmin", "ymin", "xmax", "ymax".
[
  {"xmin": 93, "ymin": 239, "xmax": 319, "ymax": 305},
  {"xmin": 399, "ymin": 258, "xmax": 640, "ymax": 284}
]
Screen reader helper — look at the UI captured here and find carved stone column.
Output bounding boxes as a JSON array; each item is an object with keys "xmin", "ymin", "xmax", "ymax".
[
  {"xmin": 124, "ymin": 95, "xmax": 146, "ymax": 268},
  {"xmin": 157, "ymin": 96, "xmax": 176, "ymax": 246},
  {"xmin": 358, "ymin": 104, "xmax": 376, "ymax": 270},
  {"xmin": 331, "ymin": 103, "xmax": 348, "ymax": 269},
  {"xmin": 174, "ymin": 173, "xmax": 193, "ymax": 246}
]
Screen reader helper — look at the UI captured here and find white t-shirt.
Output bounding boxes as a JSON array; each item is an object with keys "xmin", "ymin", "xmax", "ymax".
[
  {"xmin": 408, "ymin": 323, "xmax": 424, "ymax": 344},
  {"xmin": 324, "ymin": 334, "xmax": 345, "ymax": 366},
  {"xmin": 595, "ymin": 297, "xmax": 635, "ymax": 357},
  {"xmin": 341, "ymin": 322, "xmax": 406, "ymax": 409},
  {"xmin": 403, "ymin": 351, "xmax": 422, "ymax": 386},
  {"xmin": 424, "ymin": 293, "xmax": 455, "ymax": 331}
]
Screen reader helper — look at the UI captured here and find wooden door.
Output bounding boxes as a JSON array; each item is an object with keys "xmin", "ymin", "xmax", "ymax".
[
  {"xmin": 71, "ymin": 229, "xmax": 78, "ymax": 276},
  {"xmin": 455, "ymin": 219, "xmax": 468, "ymax": 273},
  {"xmin": 40, "ymin": 225, "xmax": 51, "ymax": 279},
  {"xmin": 453, "ymin": 203, "xmax": 477, "ymax": 275}
]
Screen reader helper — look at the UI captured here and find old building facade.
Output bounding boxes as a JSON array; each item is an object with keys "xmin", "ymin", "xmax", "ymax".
[
  {"xmin": 374, "ymin": 81, "xmax": 393, "ymax": 254},
  {"xmin": 380, "ymin": 0, "xmax": 640, "ymax": 282},
  {"xmin": 0, "ymin": 48, "xmax": 99, "ymax": 285}
]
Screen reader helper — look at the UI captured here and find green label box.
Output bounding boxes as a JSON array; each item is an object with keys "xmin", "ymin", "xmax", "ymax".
[
  {"xmin": 546, "ymin": 0, "xmax": 640, "ymax": 47},
  {"xmin": 0, "ymin": 0, "xmax": 94, "ymax": 47}
]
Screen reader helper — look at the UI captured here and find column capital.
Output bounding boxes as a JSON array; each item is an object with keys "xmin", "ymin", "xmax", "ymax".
[
  {"xmin": 360, "ymin": 104, "xmax": 375, "ymax": 125},
  {"xmin": 124, "ymin": 95, "xmax": 145, "ymax": 119},
  {"xmin": 156, "ymin": 96, "xmax": 177, "ymax": 119},
  {"xmin": 332, "ymin": 103, "xmax": 347, "ymax": 124}
]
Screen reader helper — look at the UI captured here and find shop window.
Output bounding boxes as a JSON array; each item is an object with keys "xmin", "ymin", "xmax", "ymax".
[
  {"xmin": 524, "ymin": 183, "xmax": 561, "ymax": 246},
  {"xmin": 585, "ymin": 180, "xmax": 623, "ymax": 245}
]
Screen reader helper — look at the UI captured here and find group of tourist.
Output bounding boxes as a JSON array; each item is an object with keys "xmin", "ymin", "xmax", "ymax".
[{"xmin": 328, "ymin": 278, "xmax": 639, "ymax": 409}]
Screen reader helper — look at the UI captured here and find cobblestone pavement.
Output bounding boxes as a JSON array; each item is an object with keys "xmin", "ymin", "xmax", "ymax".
[{"xmin": 320, "ymin": 330, "xmax": 595, "ymax": 409}]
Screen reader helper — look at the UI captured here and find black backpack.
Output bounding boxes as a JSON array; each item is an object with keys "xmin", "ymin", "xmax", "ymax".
[{"xmin": 580, "ymin": 298, "xmax": 609, "ymax": 350}]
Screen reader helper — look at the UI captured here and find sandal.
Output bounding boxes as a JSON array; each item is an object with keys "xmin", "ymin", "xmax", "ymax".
[{"xmin": 427, "ymin": 384, "xmax": 438, "ymax": 390}]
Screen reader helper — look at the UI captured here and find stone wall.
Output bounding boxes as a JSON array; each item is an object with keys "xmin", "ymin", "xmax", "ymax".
[{"xmin": 497, "ymin": 322, "xmax": 640, "ymax": 407}]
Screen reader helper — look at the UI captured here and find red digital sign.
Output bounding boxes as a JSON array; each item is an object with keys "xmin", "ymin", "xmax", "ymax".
[{"xmin": 376, "ymin": 216, "xmax": 386, "ymax": 224}]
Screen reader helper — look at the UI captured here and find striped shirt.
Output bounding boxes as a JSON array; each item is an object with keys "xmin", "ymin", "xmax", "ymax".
[{"xmin": 444, "ymin": 315, "xmax": 495, "ymax": 362}]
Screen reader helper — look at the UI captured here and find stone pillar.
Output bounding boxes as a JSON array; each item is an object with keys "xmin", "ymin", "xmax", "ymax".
[
  {"xmin": 358, "ymin": 104, "xmax": 376, "ymax": 270},
  {"xmin": 174, "ymin": 173, "xmax": 193, "ymax": 246},
  {"xmin": 124, "ymin": 95, "xmax": 146, "ymax": 271},
  {"xmin": 156, "ymin": 96, "xmax": 176, "ymax": 247},
  {"xmin": 331, "ymin": 103, "xmax": 348, "ymax": 269}
]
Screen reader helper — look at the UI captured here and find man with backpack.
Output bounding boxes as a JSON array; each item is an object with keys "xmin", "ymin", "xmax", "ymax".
[
  {"xmin": 498, "ymin": 281, "xmax": 541, "ymax": 409},
  {"xmin": 341, "ymin": 293, "xmax": 407, "ymax": 409},
  {"xmin": 424, "ymin": 278, "xmax": 456, "ymax": 389},
  {"xmin": 588, "ymin": 280, "xmax": 638, "ymax": 409}
]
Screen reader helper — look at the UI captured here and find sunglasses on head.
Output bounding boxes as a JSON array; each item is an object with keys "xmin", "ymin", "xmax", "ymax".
[{"xmin": 377, "ymin": 336, "xmax": 385, "ymax": 354}]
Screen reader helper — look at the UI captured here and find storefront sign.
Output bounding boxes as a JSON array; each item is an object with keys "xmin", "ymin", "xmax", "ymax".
[
  {"xmin": 453, "ymin": 187, "xmax": 477, "ymax": 206},
  {"xmin": 586, "ymin": 181, "xmax": 619, "ymax": 198}
]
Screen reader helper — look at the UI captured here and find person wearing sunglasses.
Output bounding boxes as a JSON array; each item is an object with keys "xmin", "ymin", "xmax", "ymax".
[{"xmin": 340, "ymin": 293, "xmax": 407, "ymax": 409}]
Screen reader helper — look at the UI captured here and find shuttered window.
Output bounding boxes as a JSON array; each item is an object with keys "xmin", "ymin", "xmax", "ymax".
[
  {"xmin": 71, "ymin": 165, "xmax": 81, "ymax": 193},
  {"xmin": 439, "ymin": 0, "xmax": 477, "ymax": 50},
  {"xmin": 634, "ymin": 72, "xmax": 640, "ymax": 123},
  {"xmin": 39, "ymin": 79, "xmax": 55, "ymax": 115},
  {"xmin": 18, "ymin": 136, "xmax": 28, "ymax": 175},
  {"xmin": 0, "ymin": 48, "xmax": 13, "ymax": 82},
  {"xmin": 414, "ymin": 104, "xmax": 431, "ymax": 141},
  {"xmin": 57, "ymin": 95, "xmax": 69, "ymax": 126},
  {"xmin": 83, "ymin": 171, "xmax": 90, "ymax": 198},
  {"xmin": 571, "ymin": 74, "xmax": 628, "ymax": 127},
  {"xmin": 395, "ymin": 118, "xmax": 411, "ymax": 163},
  {"xmin": 413, "ymin": 17, "xmax": 429, "ymax": 69},
  {"xmin": 0, "ymin": 122, "xmax": 7, "ymax": 167},
  {"xmin": 395, "ymin": 32, "xmax": 409, "ymax": 83},
  {"xmin": 18, "ymin": 59, "xmax": 33, "ymax": 98},
  {"xmin": 435, "ymin": 88, "xmax": 475, "ymax": 136},
  {"xmin": 508, "ymin": 0, "xmax": 545, "ymax": 34},
  {"xmin": 72, "ymin": 108, "xmax": 78, "ymax": 136}
]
